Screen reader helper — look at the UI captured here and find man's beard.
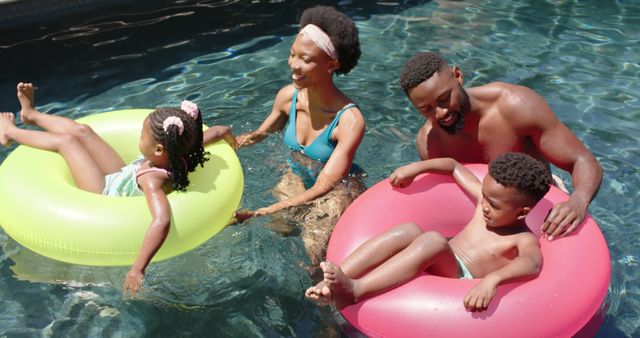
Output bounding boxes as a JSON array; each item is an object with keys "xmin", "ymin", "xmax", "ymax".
[
  {"xmin": 439, "ymin": 86, "xmax": 470, "ymax": 135},
  {"xmin": 439, "ymin": 111, "xmax": 465, "ymax": 135}
]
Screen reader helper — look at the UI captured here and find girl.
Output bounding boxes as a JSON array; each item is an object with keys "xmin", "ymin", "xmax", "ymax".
[
  {"xmin": 0, "ymin": 82, "xmax": 234, "ymax": 293},
  {"xmin": 233, "ymin": 6, "xmax": 366, "ymax": 269}
]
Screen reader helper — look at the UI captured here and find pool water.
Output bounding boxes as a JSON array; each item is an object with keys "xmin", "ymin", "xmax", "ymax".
[{"xmin": 1, "ymin": 0, "xmax": 638, "ymax": 336}]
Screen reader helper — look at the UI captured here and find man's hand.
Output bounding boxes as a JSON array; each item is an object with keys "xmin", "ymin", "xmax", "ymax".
[{"xmin": 541, "ymin": 197, "xmax": 587, "ymax": 240}]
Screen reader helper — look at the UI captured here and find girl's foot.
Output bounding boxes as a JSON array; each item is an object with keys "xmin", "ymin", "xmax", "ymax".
[
  {"xmin": 0, "ymin": 112, "xmax": 16, "ymax": 147},
  {"xmin": 17, "ymin": 82, "xmax": 37, "ymax": 125},
  {"xmin": 321, "ymin": 261, "xmax": 357, "ymax": 310}
]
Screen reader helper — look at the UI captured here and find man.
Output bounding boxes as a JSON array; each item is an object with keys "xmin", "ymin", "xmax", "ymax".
[{"xmin": 399, "ymin": 52, "xmax": 602, "ymax": 240}]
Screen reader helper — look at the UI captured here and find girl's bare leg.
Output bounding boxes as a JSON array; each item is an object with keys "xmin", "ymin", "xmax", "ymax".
[
  {"xmin": 1, "ymin": 112, "xmax": 106, "ymax": 193},
  {"xmin": 17, "ymin": 83, "xmax": 125, "ymax": 174},
  {"xmin": 323, "ymin": 231, "xmax": 459, "ymax": 309}
]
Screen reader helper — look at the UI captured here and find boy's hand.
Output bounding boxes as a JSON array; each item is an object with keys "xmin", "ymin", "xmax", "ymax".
[
  {"xmin": 389, "ymin": 164, "xmax": 418, "ymax": 188},
  {"xmin": 463, "ymin": 277, "xmax": 499, "ymax": 312},
  {"xmin": 123, "ymin": 269, "xmax": 144, "ymax": 295}
]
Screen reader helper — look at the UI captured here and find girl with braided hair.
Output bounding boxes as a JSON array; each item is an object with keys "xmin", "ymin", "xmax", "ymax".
[{"xmin": 0, "ymin": 82, "xmax": 235, "ymax": 293}]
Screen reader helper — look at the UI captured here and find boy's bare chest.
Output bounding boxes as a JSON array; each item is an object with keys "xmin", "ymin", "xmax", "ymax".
[{"xmin": 454, "ymin": 225, "xmax": 520, "ymax": 263}]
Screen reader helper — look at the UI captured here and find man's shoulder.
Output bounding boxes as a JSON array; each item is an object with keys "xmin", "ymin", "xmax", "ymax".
[
  {"xmin": 416, "ymin": 120, "xmax": 442, "ymax": 159},
  {"xmin": 480, "ymin": 81, "xmax": 535, "ymax": 93},
  {"xmin": 477, "ymin": 82, "xmax": 555, "ymax": 124}
]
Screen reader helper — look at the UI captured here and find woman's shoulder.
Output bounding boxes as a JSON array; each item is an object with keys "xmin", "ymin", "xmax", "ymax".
[
  {"xmin": 335, "ymin": 103, "xmax": 365, "ymax": 141},
  {"xmin": 338, "ymin": 102, "xmax": 364, "ymax": 125},
  {"xmin": 275, "ymin": 84, "xmax": 297, "ymax": 101},
  {"xmin": 273, "ymin": 84, "xmax": 298, "ymax": 113}
]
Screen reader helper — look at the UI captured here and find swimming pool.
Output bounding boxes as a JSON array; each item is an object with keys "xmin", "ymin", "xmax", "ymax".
[{"xmin": 0, "ymin": 0, "xmax": 638, "ymax": 336}]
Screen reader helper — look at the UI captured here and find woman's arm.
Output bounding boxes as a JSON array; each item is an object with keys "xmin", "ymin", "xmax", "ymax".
[
  {"xmin": 123, "ymin": 173, "xmax": 171, "ymax": 295},
  {"xmin": 389, "ymin": 158, "xmax": 482, "ymax": 199},
  {"xmin": 249, "ymin": 107, "xmax": 365, "ymax": 216},
  {"xmin": 235, "ymin": 85, "xmax": 294, "ymax": 148}
]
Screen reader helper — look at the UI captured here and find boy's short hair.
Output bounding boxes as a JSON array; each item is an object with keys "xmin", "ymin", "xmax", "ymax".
[
  {"xmin": 488, "ymin": 152, "xmax": 552, "ymax": 205},
  {"xmin": 399, "ymin": 52, "xmax": 448, "ymax": 92}
]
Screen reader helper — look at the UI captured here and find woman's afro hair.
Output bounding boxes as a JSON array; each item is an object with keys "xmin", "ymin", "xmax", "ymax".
[{"xmin": 300, "ymin": 5, "xmax": 361, "ymax": 75}]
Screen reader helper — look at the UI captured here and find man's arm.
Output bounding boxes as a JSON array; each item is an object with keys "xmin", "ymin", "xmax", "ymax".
[
  {"xmin": 416, "ymin": 121, "xmax": 431, "ymax": 160},
  {"xmin": 505, "ymin": 85, "xmax": 602, "ymax": 239}
]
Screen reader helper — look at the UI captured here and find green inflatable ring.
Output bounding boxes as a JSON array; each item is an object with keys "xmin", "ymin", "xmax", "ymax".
[{"xmin": 0, "ymin": 109, "xmax": 243, "ymax": 266}]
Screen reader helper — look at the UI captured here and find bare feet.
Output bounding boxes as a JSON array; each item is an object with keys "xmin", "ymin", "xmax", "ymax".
[
  {"xmin": 17, "ymin": 82, "xmax": 37, "ymax": 125},
  {"xmin": 304, "ymin": 279, "xmax": 332, "ymax": 306},
  {"xmin": 0, "ymin": 112, "xmax": 16, "ymax": 147},
  {"xmin": 321, "ymin": 261, "xmax": 357, "ymax": 310}
]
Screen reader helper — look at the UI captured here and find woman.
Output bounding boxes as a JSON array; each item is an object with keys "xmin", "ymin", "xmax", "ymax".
[{"xmin": 235, "ymin": 6, "xmax": 366, "ymax": 268}]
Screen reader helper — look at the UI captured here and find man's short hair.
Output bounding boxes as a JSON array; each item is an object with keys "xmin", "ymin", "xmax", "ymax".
[
  {"xmin": 399, "ymin": 52, "xmax": 448, "ymax": 92},
  {"xmin": 489, "ymin": 152, "xmax": 552, "ymax": 205}
]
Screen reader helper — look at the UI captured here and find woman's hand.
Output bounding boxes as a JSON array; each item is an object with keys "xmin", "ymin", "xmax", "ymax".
[{"xmin": 234, "ymin": 204, "xmax": 286, "ymax": 223}]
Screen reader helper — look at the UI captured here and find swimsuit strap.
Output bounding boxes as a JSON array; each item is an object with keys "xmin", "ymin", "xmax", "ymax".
[
  {"xmin": 289, "ymin": 88, "xmax": 299, "ymax": 120},
  {"xmin": 283, "ymin": 88, "xmax": 358, "ymax": 161},
  {"xmin": 135, "ymin": 167, "xmax": 170, "ymax": 186},
  {"xmin": 323, "ymin": 103, "xmax": 357, "ymax": 140},
  {"xmin": 283, "ymin": 89, "xmax": 302, "ymax": 152}
]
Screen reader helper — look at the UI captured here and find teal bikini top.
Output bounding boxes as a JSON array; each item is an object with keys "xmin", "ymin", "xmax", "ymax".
[{"xmin": 283, "ymin": 89, "xmax": 357, "ymax": 162}]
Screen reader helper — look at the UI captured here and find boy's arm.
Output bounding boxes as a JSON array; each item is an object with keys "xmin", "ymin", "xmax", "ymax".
[
  {"xmin": 389, "ymin": 158, "xmax": 482, "ymax": 198},
  {"xmin": 463, "ymin": 235, "xmax": 542, "ymax": 311}
]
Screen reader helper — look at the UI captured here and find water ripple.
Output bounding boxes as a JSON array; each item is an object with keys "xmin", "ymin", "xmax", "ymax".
[{"xmin": 1, "ymin": 0, "xmax": 639, "ymax": 336}]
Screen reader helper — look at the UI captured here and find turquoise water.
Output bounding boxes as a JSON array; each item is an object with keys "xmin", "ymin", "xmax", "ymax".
[{"xmin": 0, "ymin": 0, "xmax": 638, "ymax": 336}]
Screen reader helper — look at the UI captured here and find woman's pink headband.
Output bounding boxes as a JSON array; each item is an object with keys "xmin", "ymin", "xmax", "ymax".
[{"xmin": 299, "ymin": 24, "xmax": 338, "ymax": 60}]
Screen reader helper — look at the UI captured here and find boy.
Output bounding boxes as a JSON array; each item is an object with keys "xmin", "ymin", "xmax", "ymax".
[{"xmin": 305, "ymin": 152, "xmax": 552, "ymax": 311}]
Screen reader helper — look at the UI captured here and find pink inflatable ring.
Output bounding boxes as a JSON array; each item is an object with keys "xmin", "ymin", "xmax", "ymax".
[{"xmin": 326, "ymin": 164, "xmax": 609, "ymax": 337}]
